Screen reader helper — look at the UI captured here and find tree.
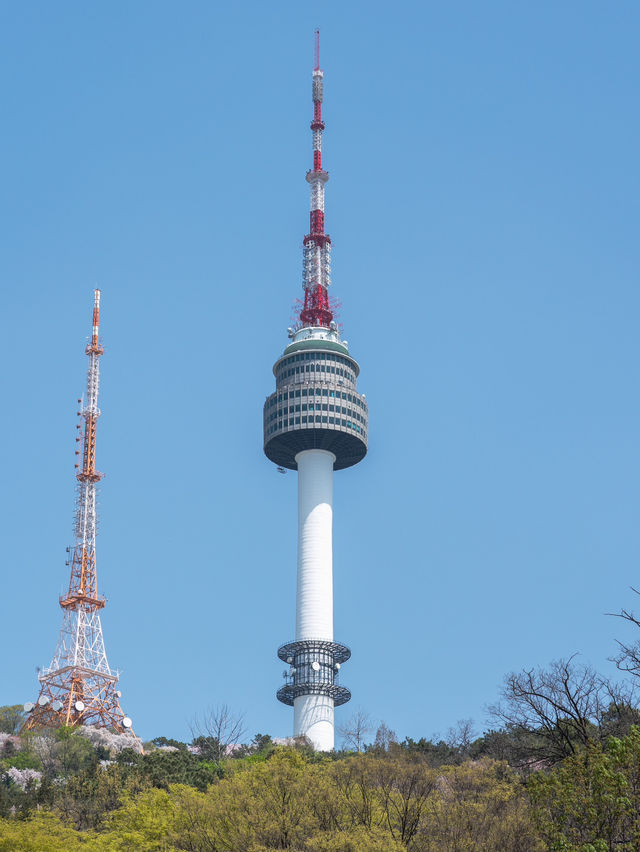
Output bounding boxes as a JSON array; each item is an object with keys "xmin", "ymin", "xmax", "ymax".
[
  {"xmin": 372, "ymin": 757, "xmax": 436, "ymax": 847},
  {"xmin": 0, "ymin": 812, "xmax": 87, "ymax": 851},
  {"xmin": 425, "ymin": 759, "xmax": 543, "ymax": 851},
  {"xmin": 53, "ymin": 763, "xmax": 149, "ymax": 831},
  {"xmin": 94, "ymin": 786, "xmax": 181, "ymax": 851},
  {"xmin": 26, "ymin": 728, "xmax": 97, "ymax": 778},
  {"xmin": 489, "ymin": 656, "xmax": 635, "ymax": 766},
  {"xmin": 338, "ymin": 708, "xmax": 372, "ymax": 753},
  {"xmin": 445, "ymin": 718, "xmax": 476, "ymax": 760},
  {"xmin": 173, "ymin": 748, "xmax": 318, "ymax": 851},
  {"xmin": 190, "ymin": 703, "xmax": 246, "ymax": 762},
  {"xmin": 136, "ymin": 748, "xmax": 221, "ymax": 791},
  {"xmin": 529, "ymin": 727, "xmax": 640, "ymax": 851},
  {"xmin": 305, "ymin": 826, "xmax": 405, "ymax": 851},
  {"xmin": 399, "ymin": 737, "xmax": 459, "ymax": 767},
  {"xmin": 610, "ymin": 588, "xmax": 640, "ymax": 678},
  {"xmin": 0, "ymin": 705, "xmax": 25, "ymax": 735},
  {"xmin": 371, "ymin": 722, "xmax": 397, "ymax": 753}
]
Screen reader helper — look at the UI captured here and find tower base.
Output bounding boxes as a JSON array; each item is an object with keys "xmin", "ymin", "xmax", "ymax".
[{"xmin": 22, "ymin": 667, "xmax": 130, "ymax": 733}]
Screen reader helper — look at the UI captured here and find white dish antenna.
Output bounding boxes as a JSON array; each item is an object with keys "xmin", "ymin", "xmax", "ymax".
[
  {"xmin": 38, "ymin": 695, "xmax": 50, "ymax": 706},
  {"xmin": 115, "ymin": 690, "xmax": 122, "ymax": 698},
  {"xmin": 74, "ymin": 700, "xmax": 85, "ymax": 712},
  {"xmin": 23, "ymin": 702, "xmax": 35, "ymax": 713},
  {"xmin": 51, "ymin": 700, "xmax": 63, "ymax": 711},
  {"xmin": 311, "ymin": 661, "xmax": 320, "ymax": 672},
  {"xmin": 122, "ymin": 717, "xmax": 132, "ymax": 728}
]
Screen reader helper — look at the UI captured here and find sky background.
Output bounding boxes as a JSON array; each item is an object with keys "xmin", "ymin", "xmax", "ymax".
[{"xmin": 1, "ymin": 1, "xmax": 639, "ymax": 746}]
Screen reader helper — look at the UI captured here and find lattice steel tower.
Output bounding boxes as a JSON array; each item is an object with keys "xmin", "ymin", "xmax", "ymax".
[
  {"xmin": 264, "ymin": 33, "xmax": 368, "ymax": 751},
  {"xmin": 23, "ymin": 291, "xmax": 133, "ymax": 733}
]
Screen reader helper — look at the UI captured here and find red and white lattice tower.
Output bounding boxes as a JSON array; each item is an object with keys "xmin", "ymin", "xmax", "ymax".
[
  {"xmin": 23, "ymin": 291, "xmax": 134, "ymax": 734},
  {"xmin": 263, "ymin": 33, "xmax": 369, "ymax": 751},
  {"xmin": 300, "ymin": 29, "xmax": 333, "ymax": 329}
]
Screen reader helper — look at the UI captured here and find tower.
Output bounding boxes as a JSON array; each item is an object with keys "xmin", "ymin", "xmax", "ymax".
[
  {"xmin": 23, "ymin": 291, "xmax": 133, "ymax": 734},
  {"xmin": 264, "ymin": 33, "xmax": 368, "ymax": 751}
]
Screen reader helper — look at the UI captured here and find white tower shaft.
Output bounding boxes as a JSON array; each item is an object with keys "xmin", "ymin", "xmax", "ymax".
[
  {"xmin": 294, "ymin": 449, "xmax": 336, "ymax": 750},
  {"xmin": 296, "ymin": 449, "xmax": 334, "ymax": 641}
]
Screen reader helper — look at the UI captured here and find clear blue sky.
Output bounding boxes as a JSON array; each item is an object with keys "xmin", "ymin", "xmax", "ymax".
[{"xmin": 1, "ymin": 1, "xmax": 638, "ymax": 744}]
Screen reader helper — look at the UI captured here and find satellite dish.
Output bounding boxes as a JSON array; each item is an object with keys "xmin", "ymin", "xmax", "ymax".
[
  {"xmin": 51, "ymin": 700, "xmax": 63, "ymax": 711},
  {"xmin": 311, "ymin": 661, "xmax": 320, "ymax": 672},
  {"xmin": 335, "ymin": 662, "xmax": 341, "ymax": 670},
  {"xmin": 74, "ymin": 700, "xmax": 85, "ymax": 712},
  {"xmin": 115, "ymin": 690, "xmax": 122, "ymax": 698},
  {"xmin": 24, "ymin": 702, "xmax": 35, "ymax": 713},
  {"xmin": 286, "ymin": 657, "xmax": 293, "ymax": 664},
  {"xmin": 122, "ymin": 717, "xmax": 132, "ymax": 728},
  {"xmin": 38, "ymin": 695, "xmax": 49, "ymax": 706}
]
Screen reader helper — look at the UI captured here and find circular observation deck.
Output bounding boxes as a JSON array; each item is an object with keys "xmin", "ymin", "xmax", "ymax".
[{"xmin": 263, "ymin": 335, "xmax": 368, "ymax": 471}]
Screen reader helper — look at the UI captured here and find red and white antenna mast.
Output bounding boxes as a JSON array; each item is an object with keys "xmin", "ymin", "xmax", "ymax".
[
  {"xmin": 23, "ymin": 291, "xmax": 135, "ymax": 735},
  {"xmin": 300, "ymin": 29, "xmax": 333, "ymax": 328}
]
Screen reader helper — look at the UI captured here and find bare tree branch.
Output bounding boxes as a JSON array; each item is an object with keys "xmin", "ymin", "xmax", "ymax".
[
  {"xmin": 488, "ymin": 656, "xmax": 636, "ymax": 766},
  {"xmin": 190, "ymin": 703, "xmax": 246, "ymax": 761},
  {"xmin": 607, "ymin": 588, "xmax": 640, "ymax": 675},
  {"xmin": 337, "ymin": 708, "xmax": 373, "ymax": 752}
]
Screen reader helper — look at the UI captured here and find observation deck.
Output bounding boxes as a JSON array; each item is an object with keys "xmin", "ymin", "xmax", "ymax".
[{"xmin": 263, "ymin": 326, "xmax": 368, "ymax": 471}]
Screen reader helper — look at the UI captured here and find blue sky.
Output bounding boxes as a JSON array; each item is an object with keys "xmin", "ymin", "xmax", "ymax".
[{"xmin": 1, "ymin": 1, "xmax": 638, "ymax": 744}]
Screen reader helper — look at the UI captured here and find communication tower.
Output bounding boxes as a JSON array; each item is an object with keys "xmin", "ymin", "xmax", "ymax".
[
  {"xmin": 263, "ymin": 32, "xmax": 368, "ymax": 751},
  {"xmin": 23, "ymin": 291, "xmax": 133, "ymax": 733}
]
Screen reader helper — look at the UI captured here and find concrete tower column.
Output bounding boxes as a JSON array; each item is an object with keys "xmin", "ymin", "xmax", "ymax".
[
  {"xmin": 294, "ymin": 449, "xmax": 335, "ymax": 750},
  {"xmin": 295, "ymin": 449, "xmax": 335, "ymax": 641}
]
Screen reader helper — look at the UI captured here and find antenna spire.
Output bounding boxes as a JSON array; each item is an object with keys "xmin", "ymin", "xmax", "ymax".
[{"xmin": 300, "ymin": 30, "xmax": 332, "ymax": 328}]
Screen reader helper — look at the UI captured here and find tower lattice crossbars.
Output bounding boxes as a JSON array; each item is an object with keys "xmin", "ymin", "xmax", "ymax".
[{"xmin": 23, "ymin": 291, "xmax": 132, "ymax": 734}]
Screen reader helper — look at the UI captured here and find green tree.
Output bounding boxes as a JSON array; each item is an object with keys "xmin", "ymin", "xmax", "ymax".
[
  {"xmin": 137, "ymin": 748, "xmax": 221, "ymax": 791},
  {"xmin": 423, "ymin": 760, "xmax": 543, "ymax": 852},
  {"xmin": 0, "ymin": 705, "xmax": 25, "ymax": 735},
  {"xmin": 0, "ymin": 811, "xmax": 86, "ymax": 851},
  {"xmin": 304, "ymin": 825, "xmax": 404, "ymax": 851},
  {"xmin": 529, "ymin": 727, "xmax": 640, "ymax": 851},
  {"xmin": 90, "ymin": 787, "xmax": 181, "ymax": 851}
]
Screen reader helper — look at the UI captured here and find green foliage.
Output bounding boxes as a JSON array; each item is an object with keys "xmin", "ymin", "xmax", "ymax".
[
  {"xmin": 89, "ymin": 787, "xmax": 181, "ymax": 851},
  {"xmin": 0, "ymin": 705, "xmax": 25, "ymax": 735},
  {"xmin": 53, "ymin": 763, "xmax": 149, "ymax": 831},
  {"xmin": 529, "ymin": 726, "xmax": 640, "ymax": 851},
  {"xmin": 0, "ymin": 811, "xmax": 86, "ymax": 851},
  {"xmin": 400, "ymin": 737, "xmax": 459, "ymax": 766},
  {"xmin": 304, "ymin": 825, "xmax": 405, "ymax": 851},
  {"xmin": 0, "ymin": 748, "xmax": 42, "ymax": 771},
  {"xmin": 15, "ymin": 722, "xmax": 640, "ymax": 850},
  {"xmin": 150, "ymin": 736, "xmax": 188, "ymax": 751},
  {"xmin": 135, "ymin": 747, "xmax": 222, "ymax": 791}
]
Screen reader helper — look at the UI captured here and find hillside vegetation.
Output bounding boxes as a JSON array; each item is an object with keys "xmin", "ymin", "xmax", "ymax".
[{"xmin": 4, "ymin": 653, "xmax": 640, "ymax": 850}]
